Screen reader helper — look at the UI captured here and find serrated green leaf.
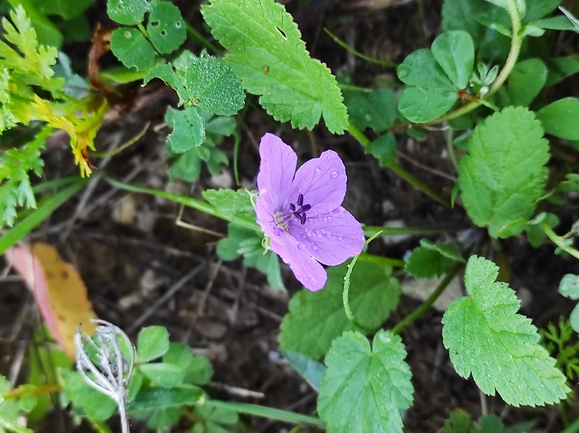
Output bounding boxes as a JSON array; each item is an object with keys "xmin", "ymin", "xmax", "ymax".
[
  {"xmin": 202, "ymin": 189, "xmax": 255, "ymax": 219},
  {"xmin": 458, "ymin": 107, "xmax": 549, "ymax": 238},
  {"xmin": 107, "ymin": 0, "xmax": 150, "ymax": 25},
  {"xmin": 165, "ymin": 106, "xmax": 205, "ymax": 153},
  {"xmin": 147, "ymin": 1, "xmax": 186, "ymax": 54},
  {"xmin": 202, "ymin": 0, "xmax": 347, "ymax": 133},
  {"xmin": 431, "ymin": 31, "xmax": 474, "ymax": 89},
  {"xmin": 343, "ymin": 88, "xmax": 397, "ymax": 133},
  {"xmin": 137, "ymin": 326, "xmax": 170, "ymax": 362},
  {"xmin": 318, "ymin": 330, "xmax": 413, "ymax": 433},
  {"xmin": 442, "ymin": 255, "xmax": 570, "ymax": 407},
  {"xmin": 110, "ymin": 27, "xmax": 155, "ymax": 70},
  {"xmin": 139, "ymin": 363, "xmax": 186, "ymax": 388},
  {"xmin": 279, "ymin": 261, "xmax": 400, "ymax": 359},
  {"xmin": 398, "ymin": 86, "xmax": 458, "ymax": 123},
  {"xmin": 281, "ymin": 350, "xmax": 326, "ymax": 391},
  {"xmin": 185, "ymin": 56, "xmax": 245, "ymax": 116},
  {"xmin": 536, "ymin": 97, "xmax": 579, "ymax": 140},
  {"xmin": 508, "ymin": 59, "xmax": 547, "ymax": 106},
  {"xmin": 405, "ymin": 239, "xmax": 463, "ymax": 278}
]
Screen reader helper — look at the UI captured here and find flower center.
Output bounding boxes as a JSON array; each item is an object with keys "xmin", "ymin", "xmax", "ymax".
[
  {"xmin": 289, "ymin": 193, "xmax": 311, "ymax": 225},
  {"xmin": 273, "ymin": 193, "xmax": 312, "ymax": 230}
]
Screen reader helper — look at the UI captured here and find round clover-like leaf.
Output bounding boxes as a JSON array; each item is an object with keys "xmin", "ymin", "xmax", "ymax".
[
  {"xmin": 137, "ymin": 325, "xmax": 170, "ymax": 362},
  {"xmin": 139, "ymin": 363, "xmax": 186, "ymax": 388},
  {"xmin": 110, "ymin": 27, "xmax": 155, "ymax": 70},
  {"xmin": 508, "ymin": 59, "xmax": 547, "ymax": 107},
  {"xmin": 397, "ymin": 48, "xmax": 455, "ymax": 91},
  {"xmin": 107, "ymin": 0, "xmax": 150, "ymax": 25},
  {"xmin": 536, "ymin": 97, "xmax": 579, "ymax": 140},
  {"xmin": 398, "ymin": 86, "xmax": 458, "ymax": 123},
  {"xmin": 431, "ymin": 30, "xmax": 474, "ymax": 90},
  {"xmin": 147, "ymin": 1, "xmax": 186, "ymax": 54},
  {"xmin": 318, "ymin": 330, "xmax": 413, "ymax": 433}
]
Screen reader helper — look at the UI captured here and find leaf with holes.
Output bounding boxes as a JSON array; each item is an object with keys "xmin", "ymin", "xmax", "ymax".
[
  {"xmin": 185, "ymin": 56, "xmax": 245, "ymax": 116},
  {"xmin": 110, "ymin": 27, "xmax": 155, "ymax": 70},
  {"xmin": 107, "ymin": 0, "xmax": 150, "ymax": 26},
  {"xmin": 318, "ymin": 330, "xmax": 413, "ymax": 433},
  {"xmin": 147, "ymin": 1, "xmax": 186, "ymax": 54},
  {"xmin": 442, "ymin": 255, "xmax": 570, "ymax": 407},
  {"xmin": 202, "ymin": 0, "xmax": 347, "ymax": 133}
]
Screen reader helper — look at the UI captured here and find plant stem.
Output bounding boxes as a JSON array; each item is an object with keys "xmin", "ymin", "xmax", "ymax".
[
  {"xmin": 542, "ymin": 223, "xmax": 579, "ymax": 260},
  {"xmin": 201, "ymin": 400, "xmax": 325, "ymax": 427},
  {"xmin": 324, "ymin": 28, "xmax": 398, "ymax": 68},
  {"xmin": 186, "ymin": 22, "xmax": 221, "ymax": 54},
  {"xmin": 104, "ymin": 177, "xmax": 261, "ymax": 233},
  {"xmin": 392, "ymin": 263, "xmax": 463, "ymax": 335},
  {"xmin": 428, "ymin": 0, "xmax": 523, "ymax": 124},
  {"xmin": 347, "ymin": 123, "xmax": 451, "ymax": 208}
]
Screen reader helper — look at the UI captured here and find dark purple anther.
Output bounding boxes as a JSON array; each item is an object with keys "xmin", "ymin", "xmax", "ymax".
[
  {"xmin": 289, "ymin": 194, "xmax": 311, "ymax": 225},
  {"xmin": 297, "ymin": 194, "xmax": 304, "ymax": 207}
]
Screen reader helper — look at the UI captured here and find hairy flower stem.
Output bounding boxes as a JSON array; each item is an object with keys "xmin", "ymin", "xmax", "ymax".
[
  {"xmin": 392, "ymin": 263, "xmax": 463, "ymax": 335},
  {"xmin": 105, "ymin": 177, "xmax": 261, "ymax": 233},
  {"xmin": 347, "ymin": 123, "xmax": 451, "ymax": 208},
  {"xmin": 426, "ymin": 0, "xmax": 523, "ymax": 124}
]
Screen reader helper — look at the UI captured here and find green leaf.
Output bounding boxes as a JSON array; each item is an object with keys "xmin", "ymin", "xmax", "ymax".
[
  {"xmin": 442, "ymin": 255, "xmax": 570, "ymax": 407},
  {"xmin": 128, "ymin": 384, "xmax": 203, "ymax": 411},
  {"xmin": 28, "ymin": 0, "xmax": 94, "ymax": 20},
  {"xmin": 560, "ymin": 6, "xmax": 579, "ymax": 33},
  {"xmin": 281, "ymin": 350, "xmax": 326, "ymax": 391},
  {"xmin": 536, "ymin": 97, "xmax": 579, "ymax": 140},
  {"xmin": 443, "ymin": 409, "xmax": 473, "ymax": 433},
  {"xmin": 405, "ymin": 239, "xmax": 463, "ymax": 278},
  {"xmin": 558, "ymin": 274, "xmax": 579, "ymax": 300},
  {"xmin": 107, "ymin": 0, "xmax": 150, "ymax": 25},
  {"xmin": 165, "ymin": 106, "xmax": 205, "ymax": 153},
  {"xmin": 163, "ymin": 342, "xmax": 194, "ymax": 370},
  {"xmin": 110, "ymin": 27, "xmax": 155, "ymax": 70},
  {"xmin": 525, "ymin": 212, "xmax": 559, "ymax": 248},
  {"xmin": 139, "ymin": 363, "xmax": 186, "ymax": 388},
  {"xmin": 63, "ymin": 372, "xmax": 117, "ymax": 420},
  {"xmin": 137, "ymin": 326, "xmax": 170, "ymax": 362},
  {"xmin": 146, "ymin": 407, "xmax": 183, "ymax": 429},
  {"xmin": 343, "ymin": 88, "xmax": 397, "ymax": 133},
  {"xmin": 184, "ymin": 56, "xmax": 245, "ymax": 116},
  {"xmin": 431, "ymin": 31, "xmax": 474, "ymax": 89},
  {"xmin": 398, "ymin": 86, "xmax": 458, "ymax": 123},
  {"xmin": 217, "ymin": 223, "xmax": 285, "ymax": 291},
  {"xmin": 525, "ymin": 0, "xmax": 561, "ymax": 22},
  {"xmin": 202, "ymin": 189, "xmax": 255, "ymax": 219},
  {"xmin": 442, "ymin": 0, "xmax": 485, "ymax": 43},
  {"xmin": 368, "ymin": 133, "xmax": 396, "ymax": 166},
  {"xmin": 185, "ymin": 356, "xmax": 213, "ymax": 385},
  {"xmin": 507, "ymin": 59, "xmax": 547, "ymax": 106},
  {"xmin": 147, "ymin": 1, "xmax": 186, "ymax": 54},
  {"xmin": 458, "ymin": 107, "xmax": 549, "ymax": 238},
  {"xmin": 545, "ymin": 56, "xmax": 579, "ymax": 87},
  {"xmin": 202, "ymin": 0, "xmax": 348, "ymax": 133},
  {"xmin": 279, "ymin": 260, "xmax": 400, "ymax": 359},
  {"xmin": 397, "ymin": 48, "xmax": 455, "ymax": 90},
  {"xmin": 570, "ymin": 305, "xmax": 579, "ymax": 333},
  {"xmin": 143, "ymin": 63, "xmax": 188, "ymax": 103},
  {"xmin": 318, "ymin": 330, "xmax": 413, "ymax": 433}
]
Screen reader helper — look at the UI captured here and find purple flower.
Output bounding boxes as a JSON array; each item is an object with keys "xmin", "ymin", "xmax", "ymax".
[{"xmin": 255, "ymin": 133, "xmax": 365, "ymax": 291}]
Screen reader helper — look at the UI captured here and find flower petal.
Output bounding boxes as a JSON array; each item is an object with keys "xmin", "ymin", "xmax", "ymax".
[
  {"xmin": 256, "ymin": 133, "xmax": 297, "ymax": 216},
  {"xmin": 288, "ymin": 149, "xmax": 346, "ymax": 216},
  {"xmin": 288, "ymin": 206, "xmax": 365, "ymax": 266},
  {"xmin": 270, "ymin": 230, "xmax": 327, "ymax": 291}
]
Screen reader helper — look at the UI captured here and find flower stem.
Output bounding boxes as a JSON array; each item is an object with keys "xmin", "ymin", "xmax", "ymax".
[
  {"xmin": 363, "ymin": 225, "xmax": 461, "ymax": 238},
  {"xmin": 425, "ymin": 0, "xmax": 523, "ymax": 124},
  {"xmin": 347, "ymin": 123, "xmax": 451, "ymax": 208},
  {"xmin": 104, "ymin": 177, "xmax": 261, "ymax": 233},
  {"xmin": 392, "ymin": 263, "xmax": 463, "ymax": 335},
  {"xmin": 343, "ymin": 232, "xmax": 384, "ymax": 330}
]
